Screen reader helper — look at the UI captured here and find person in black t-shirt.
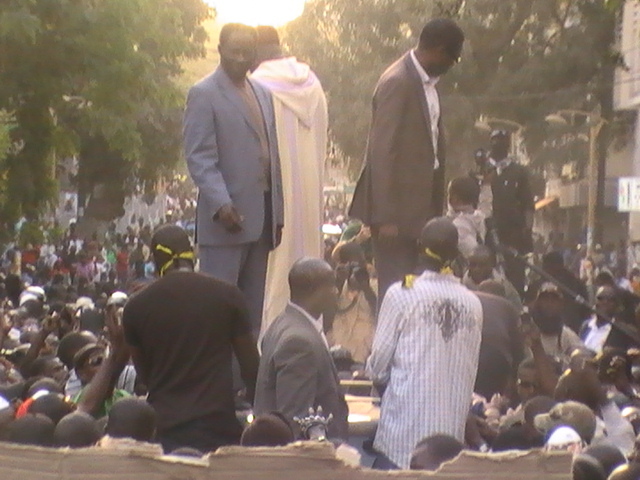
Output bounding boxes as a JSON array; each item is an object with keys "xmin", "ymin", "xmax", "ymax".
[
  {"xmin": 489, "ymin": 130, "xmax": 535, "ymax": 295},
  {"xmin": 122, "ymin": 225, "xmax": 259, "ymax": 453}
]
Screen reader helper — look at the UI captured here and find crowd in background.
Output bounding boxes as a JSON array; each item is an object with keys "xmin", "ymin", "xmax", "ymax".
[{"xmin": 4, "ymin": 18, "xmax": 640, "ymax": 480}]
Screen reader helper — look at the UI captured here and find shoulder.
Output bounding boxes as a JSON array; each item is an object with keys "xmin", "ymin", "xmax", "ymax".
[
  {"xmin": 249, "ymin": 80, "xmax": 273, "ymax": 102},
  {"xmin": 124, "ymin": 280, "xmax": 159, "ymax": 308},
  {"xmin": 267, "ymin": 321, "xmax": 318, "ymax": 357},
  {"xmin": 189, "ymin": 72, "xmax": 218, "ymax": 95},
  {"xmin": 375, "ymin": 55, "xmax": 412, "ymax": 94},
  {"xmin": 562, "ymin": 326, "xmax": 583, "ymax": 343},
  {"xmin": 384, "ymin": 280, "xmax": 414, "ymax": 304}
]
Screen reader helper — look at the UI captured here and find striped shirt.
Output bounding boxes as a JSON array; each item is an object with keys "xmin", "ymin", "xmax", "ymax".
[{"xmin": 367, "ymin": 271, "xmax": 483, "ymax": 468}]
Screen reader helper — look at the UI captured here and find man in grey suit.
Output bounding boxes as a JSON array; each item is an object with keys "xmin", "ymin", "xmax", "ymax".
[
  {"xmin": 184, "ymin": 24, "xmax": 284, "ymax": 337},
  {"xmin": 349, "ymin": 19, "xmax": 465, "ymax": 301},
  {"xmin": 254, "ymin": 258, "xmax": 349, "ymax": 441}
]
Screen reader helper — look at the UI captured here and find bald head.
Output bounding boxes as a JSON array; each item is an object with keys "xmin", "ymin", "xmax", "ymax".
[
  {"xmin": 289, "ymin": 258, "xmax": 334, "ymax": 301},
  {"xmin": 609, "ymin": 463, "xmax": 640, "ymax": 480},
  {"xmin": 288, "ymin": 258, "xmax": 337, "ymax": 318}
]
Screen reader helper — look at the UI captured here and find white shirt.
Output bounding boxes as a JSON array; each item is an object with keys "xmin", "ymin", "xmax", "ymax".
[
  {"xmin": 410, "ymin": 49, "xmax": 440, "ymax": 170},
  {"xmin": 583, "ymin": 316, "xmax": 612, "ymax": 354},
  {"xmin": 492, "ymin": 157, "xmax": 513, "ymax": 176},
  {"xmin": 287, "ymin": 301, "xmax": 329, "ymax": 349},
  {"xmin": 367, "ymin": 271, "xmax": 483, "ymax": 468}
]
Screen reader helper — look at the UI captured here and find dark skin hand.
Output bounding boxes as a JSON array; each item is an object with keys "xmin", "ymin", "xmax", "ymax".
[
  {"xmin": 215, "ymin": 203, "xmax": 244, "ymax": 234},
  {"xmin": 232, "ymin": 333, "xmax": 259, "ymax": 404},
  {"xmin": 77, "ymin": 308, "xmax": 131, "ymax": 417}
]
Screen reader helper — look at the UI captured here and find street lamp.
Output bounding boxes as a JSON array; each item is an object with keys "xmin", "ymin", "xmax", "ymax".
[
  {"xmin": 545, "ymin": 109, "xmax": 606, "ymax": 259},
  {"xmin": 474, "ymin": 115, "xmax": 525, "ymax": 158}
]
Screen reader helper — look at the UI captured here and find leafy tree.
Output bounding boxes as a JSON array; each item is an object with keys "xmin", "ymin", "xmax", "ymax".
[
  {"xmin": 0, "ymin": 0, "xmax": 210, "ymax": 232},
  {"xmin": 284, "ymin": 0, "xmax": 617, "ymax": 181}
]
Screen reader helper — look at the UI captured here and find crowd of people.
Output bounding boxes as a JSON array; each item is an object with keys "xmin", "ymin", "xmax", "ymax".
[{"xmin": 3, "ymin": 15, "xmax": 640, "ymax": 480}]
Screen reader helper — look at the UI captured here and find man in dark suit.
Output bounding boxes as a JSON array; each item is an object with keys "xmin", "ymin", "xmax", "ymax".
[
  {"xmin": 473, "ymin": 280, "xmax": 524, "ymax": 400},
  {"xmin": 183, "ymin": 24, "xmax": 284, "ymax": 337},
  {"xmin": 349, "ymin": 18, "xmax": 465, "ymax": 300},
  {"xmin": 254, "ymin": 258, "xmax": 349, "ymax": 441},
  {"xmin": 489, "ymin": 130, "xmax": 534, "ymax": 296}
]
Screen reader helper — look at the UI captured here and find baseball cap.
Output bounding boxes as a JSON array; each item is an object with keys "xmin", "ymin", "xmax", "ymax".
[{"xmin": 534, "ymin": 401, "xmax": 597, "ymax": 444}]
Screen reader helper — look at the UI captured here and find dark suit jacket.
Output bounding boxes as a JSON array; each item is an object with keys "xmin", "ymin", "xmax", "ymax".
[
  {"xmin": 349, "ymin": 52, "xmax": 446, "ymax": 240},
  {"xmin": 254, "ymin": 304, "xmax": 349, "ymax": 440},
  {"xmin": 474, "ymin": 292, "xmax": 524, "ymax": 399},
  {"xmin": 579, "ymin": 317, "xmax": 635, "ymax": 352}
]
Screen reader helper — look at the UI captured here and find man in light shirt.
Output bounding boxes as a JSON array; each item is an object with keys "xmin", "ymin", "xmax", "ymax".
[
  {"xmin": 349, "ymin": 19, "xmax": 465, "ymax": 300},
  {"xmin": 368, "ymin": 218, "xmax": 483, "ymax": 469}
]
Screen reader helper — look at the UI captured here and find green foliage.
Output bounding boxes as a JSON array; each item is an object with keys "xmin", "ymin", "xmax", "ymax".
[
  {"xmin": 18, "ymin": 220, "xmax": 45, "ymax": 248},
  {"xmin": 284, "ymin": 0, "xmax": 617, "ymax": 179},
  {"xmin": 0, "ymin": 111, "xmax": 14, "ymax": 160},
  {"xmin": 0, "ymin": 0, "xmax": 211, "ymax": 227}
]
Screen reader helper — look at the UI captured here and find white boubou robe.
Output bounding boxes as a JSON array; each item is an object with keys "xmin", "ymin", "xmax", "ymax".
[{"xmin": 252, "ymin": 57, "xmax": 329, "ymax": 332}]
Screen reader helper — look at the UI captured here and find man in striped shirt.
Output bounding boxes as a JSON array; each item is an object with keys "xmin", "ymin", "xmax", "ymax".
[{"xmin": 368, "ymin": 217, "xmax": 483, "ymax": 469}]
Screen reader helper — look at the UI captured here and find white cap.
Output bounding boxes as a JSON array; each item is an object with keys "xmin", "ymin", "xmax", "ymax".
[
  {"xmin": 546, "ymin": 426, "xmax": 583, "ymax": 450},
  {"xmin": 18, "ymin": 293, "xmax": 39, "ymax": 307},
  {"xmin": 107, "ymin": 291, "xmax": 128, "ymax": 308},
  {"xmin": 75, "ymin": 296, "xmax": 95, "ymax": 311}
]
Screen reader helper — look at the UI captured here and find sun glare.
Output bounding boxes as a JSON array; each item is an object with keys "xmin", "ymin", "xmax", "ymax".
[{"xmin": 208, "ymin": 0, "xmax": 307, "ymax": 27}]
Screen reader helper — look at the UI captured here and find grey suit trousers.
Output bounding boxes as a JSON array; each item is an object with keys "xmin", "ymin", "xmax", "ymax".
[
  {"xmin": 199, "ymin": 195, "xmax": 273, "ymax": 339},
  {"xmin": 199, "ymin": 238, "xmax": 269, "ymax": 339}
]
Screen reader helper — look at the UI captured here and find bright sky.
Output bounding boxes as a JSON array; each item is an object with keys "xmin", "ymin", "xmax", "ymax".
[{"xmin": 207, "ymin": 0, "xmax": 307, "ymax": 27}]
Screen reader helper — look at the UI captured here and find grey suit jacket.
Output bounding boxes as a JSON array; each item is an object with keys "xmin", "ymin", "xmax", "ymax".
[
  {"xmin": 349, "ymin": 51, "xmax": 446, "ymax": 240},
  {"xmin": 184, "ymin": 67, "xmax": 284, "ymax": 248},
  {"xmin": 254, "ymin": 304, "xmax": 349, "ymax": 440}
]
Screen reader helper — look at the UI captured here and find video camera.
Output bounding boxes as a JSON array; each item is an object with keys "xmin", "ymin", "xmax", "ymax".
[{"xmin": 474, "ymin": 148, "xmax": 495, "ymax": 177}]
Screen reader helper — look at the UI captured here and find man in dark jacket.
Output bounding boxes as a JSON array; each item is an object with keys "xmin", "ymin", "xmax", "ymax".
[{"xmin": 349, "ymin": 18, "xmax": 465, "ymax": 300}]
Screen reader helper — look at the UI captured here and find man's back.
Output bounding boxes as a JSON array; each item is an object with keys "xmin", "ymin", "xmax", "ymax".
[
  {"xmin": 368, "ymin": 272, "xmax": 483, "ymax": 468},
  {"xmin": 474, "ymin": 292, "xmax": 523, "ymax": 398},
  {"xmin": 123, "ymin": 271, "xmax": 252, "ymax": 431},
  {"xmin": 255, "ymin": 304, "xmax": 349, "ymax": 440}
]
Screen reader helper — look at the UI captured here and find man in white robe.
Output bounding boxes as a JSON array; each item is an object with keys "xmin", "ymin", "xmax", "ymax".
[{"xmin": 252, "ymin": 26, "xmax": 328, "ymax": 332}]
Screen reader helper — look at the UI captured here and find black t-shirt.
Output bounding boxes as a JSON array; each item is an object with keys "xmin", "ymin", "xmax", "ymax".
[{"xmin": 123, "ymin": 271, "xmax": 251, "ymax": 431}]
